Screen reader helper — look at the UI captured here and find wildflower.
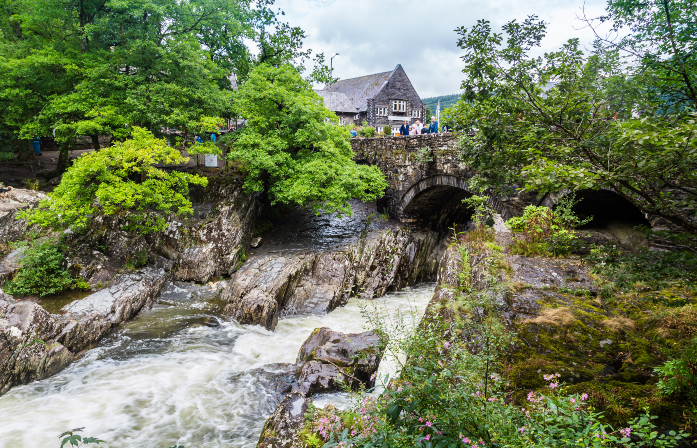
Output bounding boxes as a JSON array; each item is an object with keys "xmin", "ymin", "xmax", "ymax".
[
  {"xmin": 443, "ymin": 341, "xmax": 450, "ymax": 349},
  {"xmin": 581, "ymin": 393, "xmax": 588, "ymax": 401},
  {"xmin": 518, "ymin": 427, "xmax": 526, "ymax": 434},
  {"xmin": 488, "ymin": 397, "xmax": 496, "ymax": 402},
  {"xmin": 570, "ymin": 397, "xmax": 576, "ymax": 404},
  {"xmin": 550, "ymin": 382, "xmax": 559, "ymax": 389},
  {"xmin": 426, "ymin": 421, "xmax": 432, "ymax": 427},
  {"xmin": 397, "ymin": 387, "xmax": 403, "ymax": 392},
  {"xmin": 527, "ymin": 391, "xmax": 536, "ymax": 402},
  {"xmin": 423, "ymin": 435, "xmax": 431, "ymax": 441},
  {"xmin": 620, "ymin": 428, "xmax": 631, "ymax": 438},
  {"xmin": 370, "ymin": 372, "xmax": 377, "ymax": 381}
]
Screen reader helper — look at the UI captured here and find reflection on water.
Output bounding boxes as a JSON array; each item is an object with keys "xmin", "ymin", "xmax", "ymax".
[
  {"xmin": 0, "ymin": 282, "xmax": 434, "ymax": 448},
  {"xmin": 38, "ymin": 289, "xmax": 94, "ymax": 314}
]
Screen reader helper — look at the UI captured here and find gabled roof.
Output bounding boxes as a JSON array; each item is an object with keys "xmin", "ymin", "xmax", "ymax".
[
  {"xmin": 322, "ymin": 66, "xmax": 399, "ymax": 112},
  {"xmin": 314, "ymin": 90, "xmax": 356, "ymax": 113}
]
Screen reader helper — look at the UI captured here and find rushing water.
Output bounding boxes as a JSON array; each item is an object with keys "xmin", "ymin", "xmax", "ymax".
[{"xmin": 0, "ymin": 282, "xmax": 434, "ymax": 448}]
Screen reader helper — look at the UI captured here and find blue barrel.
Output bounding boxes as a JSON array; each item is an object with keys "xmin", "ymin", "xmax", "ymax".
[{"xmin": 31, "ymin": 139, "xmax": 41, "ymax": 155}]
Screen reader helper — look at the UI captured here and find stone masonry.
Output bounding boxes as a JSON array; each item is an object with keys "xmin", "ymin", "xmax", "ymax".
[{"xmin": 351, "ymin": 134, "xmax": 514, "ymax": 224}]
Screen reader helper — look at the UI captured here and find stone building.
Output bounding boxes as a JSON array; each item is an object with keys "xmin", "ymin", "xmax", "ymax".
[{"xmin": 316, "ymin": 64, "xmax": 425, "ymax": 133}]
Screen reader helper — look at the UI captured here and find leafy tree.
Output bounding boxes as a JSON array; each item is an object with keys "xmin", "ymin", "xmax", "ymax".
[
  {"xmin": 18, "ymin": 127, "xmax": 208, "ymax": 234},
  {"xmin": 226, "ymin": 64, "xmax": 387, "ymax": 215},
  {"xmin": 0, "ymin": 0, "xmax": 331, "ymax": 171},
  {"xmin": 449, "ymin": 11, "xmax": 697, "ymax": 235}
]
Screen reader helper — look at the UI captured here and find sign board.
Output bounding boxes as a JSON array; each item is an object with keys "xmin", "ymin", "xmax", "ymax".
[
  {"xmin": 204, "ymin": 154, "xmax": 218, "ymax": 167},
  {"xmin": 388, "ymin": 116, "xmax": 412, "ymax": 122}
]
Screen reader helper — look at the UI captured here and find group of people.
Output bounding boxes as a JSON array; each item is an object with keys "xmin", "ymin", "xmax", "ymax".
[{"xmin": 400, "ymin": 116, "xmax": 439, "ymax": 136}]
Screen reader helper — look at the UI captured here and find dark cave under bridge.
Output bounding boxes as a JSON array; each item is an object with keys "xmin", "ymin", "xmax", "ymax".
[{"xmin": 351, "ymin": 134, "xmax": 653, "ymax": 230}]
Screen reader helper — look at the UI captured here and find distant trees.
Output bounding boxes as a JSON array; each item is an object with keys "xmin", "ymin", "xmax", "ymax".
[{"xmin": 449, "ymin": 0, "xmax": 697, "ymax": 235}]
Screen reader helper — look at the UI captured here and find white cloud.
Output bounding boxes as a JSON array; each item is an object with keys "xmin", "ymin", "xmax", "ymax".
[{"xmin": 275, "ymin": 0, "xmax": 608, "ymax": 97}]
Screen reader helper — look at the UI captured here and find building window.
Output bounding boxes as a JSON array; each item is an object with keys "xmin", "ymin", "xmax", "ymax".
[
  {"xmin": 376, "ymin": 106, "xmax": 388, "ymax": 116},
  {"xmin": 411, "ymin": 110, "xmax": 421, "ymax": 118},
  {"xmin": 377, "ymin": 126, "xmax": 384, "ymax": 134},
  {"xmin": 392, "ymin": 100, "xmax": 406, "ymax": 112}
]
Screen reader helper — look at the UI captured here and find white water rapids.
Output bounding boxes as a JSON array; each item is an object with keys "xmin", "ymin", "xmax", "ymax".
[{"xmin": 0, "ymin": 283, "xmax": 434, "ymax": 448}]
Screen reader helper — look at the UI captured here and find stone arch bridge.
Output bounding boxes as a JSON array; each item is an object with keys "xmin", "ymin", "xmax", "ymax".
[
  {"xmin": 351, "ymin": 134, "xmax": 516, "ymax": 228},
  {"xmin": 351, "ymin": 134, "xmax": 653, "ymax": 231}
]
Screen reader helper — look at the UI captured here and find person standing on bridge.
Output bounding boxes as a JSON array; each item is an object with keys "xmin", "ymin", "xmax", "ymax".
[
  {"xmin": 427, "ymin": 116, "xmax": 439, "ymax": 134},
  {"xmin": 400, "ymin": 121, "xmax": 409, "ymax": 136},
  {"xmin": 414, "ymin": 119, "xmax": 423, "ymax": 134}
]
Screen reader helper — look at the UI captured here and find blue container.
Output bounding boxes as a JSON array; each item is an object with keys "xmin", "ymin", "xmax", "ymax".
[{"xmin": 31, "ymin": 139, "xmax": 41, "ymax": 155}]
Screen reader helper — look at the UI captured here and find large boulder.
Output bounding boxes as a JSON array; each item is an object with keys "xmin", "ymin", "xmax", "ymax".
[
  {"xmin": 222, "ymin": 226, "xmax": 442, "ymax": 330},
  {"xmin": 256, "ymin": 391, "xmax": 310, "ymax": 448},
  {"xmin": 0, "ymin": 188, "xmax": 45, "ymax": 247},
  {"xmin": 0, "ymin": 266, "xmax": 167, "ymax": 395},
  {"xmin": 295, "ymin": 327, "xmax": 384, "ymax": 396}
]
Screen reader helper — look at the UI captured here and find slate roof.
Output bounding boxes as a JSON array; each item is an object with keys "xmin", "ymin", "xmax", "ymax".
[
  {"xmin": 314, "ymin": 90, "xmax": 356, "ymax": 113},
  {"xmin": 322, "ymin": 67, "xmax": 397, "ymax": 112}
]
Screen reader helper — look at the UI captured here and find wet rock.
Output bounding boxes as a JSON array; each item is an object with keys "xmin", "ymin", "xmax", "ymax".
[
  {"xmin": 59, "ymin": 267, "xmax": 168, "ymax": 352},
  {"xmin": 0, "ymin": 267, "xmax": 167, "ymax": 395},
  {"xmin": 295, "ymin": 327, "xmax": 383, "ymax": 396},
  {"xmin": 223, "ymin": 226, "xmax": 442, "ymax": 330},
  {"xmin": 256, "ymin": 391, "xmax": 309, "ymax": 448},
  {"xmin": 0, "ymin": 249, "xmax": 21, "ymax": 287},
  {"xmin": 0, "ymin": 188, "xmax": 45, "ymax": 246},
  {"xmin": 251, "ymin": 237, "xmax": 262, "ymax": 248},
  {"xmin": 0, "ymin": 295, "xmax": 74, "ymax": 395}
]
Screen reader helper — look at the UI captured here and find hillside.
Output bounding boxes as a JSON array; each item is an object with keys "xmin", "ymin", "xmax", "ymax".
[{"xmin": 422, "ymin": 93, "xmax": 461, "ymax": 113}]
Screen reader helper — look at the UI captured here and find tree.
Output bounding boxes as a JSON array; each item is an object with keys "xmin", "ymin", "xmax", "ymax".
[
  {"xmin": 0, "ymin": 0, "xmax": 330, "ymax": 170},
  {"xmin": 449, "ymin": 12, "xmax": 697, "ymax": 235},
  {"xmin": 226, "ymin": 64, "xmax": 387, "ymax": 215},
  {"xmin": 18, "ymin": 127, "xmax": 208, "ymax": 234}
]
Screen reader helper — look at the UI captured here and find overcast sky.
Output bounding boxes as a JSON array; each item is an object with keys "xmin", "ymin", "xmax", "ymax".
[{"xmin": 274, "ymin": 0, "xmax": 610, "ymax": 98}]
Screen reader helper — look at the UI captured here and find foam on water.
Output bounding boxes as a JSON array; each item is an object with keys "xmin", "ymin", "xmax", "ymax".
[{"xmin": 0, "ymin": 283, "xmax": 434, "ymax": 448}]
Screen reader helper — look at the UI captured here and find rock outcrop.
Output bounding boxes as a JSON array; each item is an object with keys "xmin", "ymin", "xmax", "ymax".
[
  {"xmin": 223, "ymin": 226, "xmax": 442, "ymax": 330},
  {"xmin": 0, "ymin": 267, "xmax": 167, "ymax": 395},
  {"xmin": 0, "ymin": 188, "xmax": 45, "ymax": 248},
  {"xmin": 256, "ymin": 391, "xmax": 310, "ymax": 448},
  {"xmin": 256, "ymin": 327, "xmax": 384, "ymax": 448},
  {"xmin": 295, "ymin": 327, "xmax": 383, "ymax": 396}
]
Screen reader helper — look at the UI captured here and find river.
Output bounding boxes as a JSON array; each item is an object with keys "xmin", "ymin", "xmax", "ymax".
[{"xmin": 0, "ymin": 282, "xmax": 434, "ymax": 448}]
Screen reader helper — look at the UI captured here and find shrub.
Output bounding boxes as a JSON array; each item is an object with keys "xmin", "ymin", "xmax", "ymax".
[
  {"xmin": 358, "ymin": 126, "xmax": 376, "ymax": 138},
  {"xmin": 507, "ymin": 196, "xmax": 591, "ymax": 257},
  {"xmin": 4, "ymin": 241, "xmax": 84, "ymax": 297},
  {"xmin": 18, "ymin": 127, "xmax": 208, "ymax": 235},
  {"xmin": 655, "ymin": 337, "xmax": 697, "ymax": 402},
  {"xmin": 383, "ymin": 125, "xmax": 392, "ymax": 136}
]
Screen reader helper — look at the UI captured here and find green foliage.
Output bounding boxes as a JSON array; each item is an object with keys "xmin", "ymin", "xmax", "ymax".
[
  {"xmin": 655, "ymin": 337, "xmax": 697, "ymax": 402},
  {"xmin": 413, "ymin": 147, "xmax": 434, "ymax": 163},
  {"xmin": 421, "ymin": 94, "xmax": 460, "ymax": 113},
  {"xmin": 450, "ymin": 5, "xmax": 697, "ymax": 235},
  {"xmin": 462, "ymin": 195, "xmax": 496, "ymax": 227},
  {"xmin": 585, "ymin": 244, "xmax": 697, "ymax": 294},
  {"xmin": 18, "ymin": 128, "xmax": 208, "ymax": 234},
  {"xmin": 358, "ymin": 120, "xmax": 376, "ymax": 138},
  {"xmin": 58, "ymin": 429, "xmax": 104, "ymax": 448},
  {"xmin": 317, "ymin": 239, "xmax": 688, "ymax": 448},
  {"xmin": 5, "ymin": 240, "xmax": 84, "ymax": 297},
  {"xmin": 507, "ymin": 197, "xmax": 591, "ymax": 257},
  {"xmin": 226, "ymin": 64, "xmax": 387, "ymax": 215},
  {"xmin": 0, "ymin": 151, "xmax": 14, "ymax": 162},
  {"xmin": 383, "ymin": 125, "xmax": 391, "ymax": 136}
]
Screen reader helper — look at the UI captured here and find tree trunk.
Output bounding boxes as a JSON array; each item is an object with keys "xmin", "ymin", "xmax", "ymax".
[
  {"xmin": 91, "ymin": 134, "xmax": 101, "ymax": 151},
  {"xmin": 56, "ymin": 139, "xmax": 73, "ymax": 174}
]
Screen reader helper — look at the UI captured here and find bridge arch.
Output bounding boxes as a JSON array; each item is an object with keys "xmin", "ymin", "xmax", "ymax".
[{"xmin": 397, "ymin": 175, "xmax": 509, "ymax": 228}]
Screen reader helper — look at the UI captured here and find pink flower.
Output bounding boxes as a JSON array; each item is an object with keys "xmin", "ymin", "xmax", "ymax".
[
  {"xmin": 581, "ymin": 393, "xmax": 588, "ymax": 401},
  {"xmin": 518, "ymin": 427, "xmax": 526, "ymax": 434},
  {"xmin": 461, "ymin": 437, "xmax": 470, "ymax": 443},
  {"xmin": 570, "ymin": 397, "xmax": 576, "ymax": 404},
  {"xmin": 620, "ymin": 428, "xmax": 631, "ymax": 438},
  {"xmin": 426, "ymin": 422, "xmax": 432, "ymax": 427},
  {"xmin": 423, "ymin": 435, "xmax": 430, "ymax": 441},
  {"xmin": 549, "ymin": 382, "xmax": 558, "ymax": 389},
  {"xmin": 443, "ymin": 341, "xmax": 450, "ymax": 348}
]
